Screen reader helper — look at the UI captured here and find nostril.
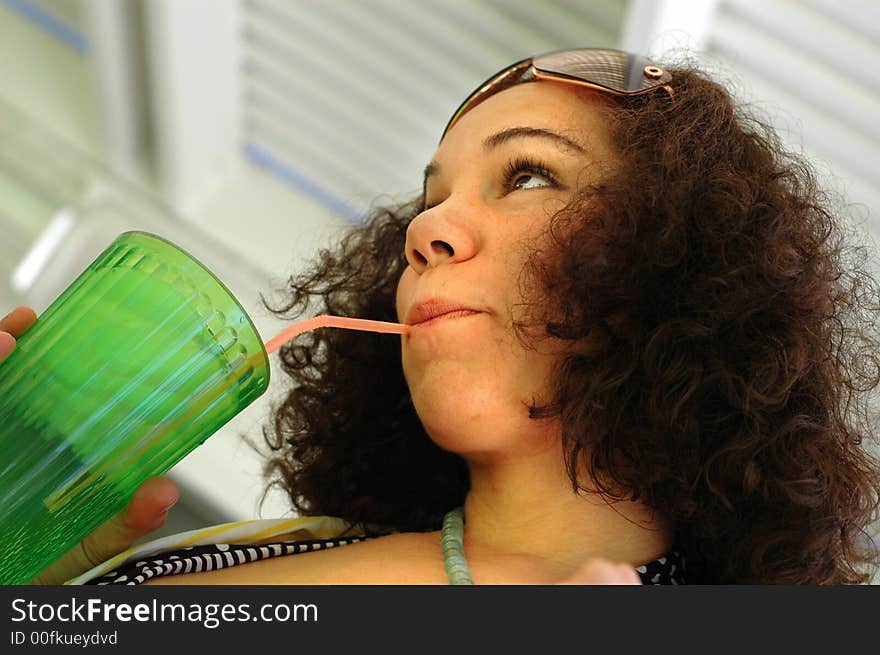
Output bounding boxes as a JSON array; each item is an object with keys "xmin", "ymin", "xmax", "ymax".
[
  {"xmin": 412, "ymin": 241, "xmax": 454, "ymax": 267},
  {"xmin": 412, "ymin": 249, "xmax": 428, "ymax": 266},
  {"xmin": 431, "ymin": 240, "xmax": 454, "ymax": 257}
]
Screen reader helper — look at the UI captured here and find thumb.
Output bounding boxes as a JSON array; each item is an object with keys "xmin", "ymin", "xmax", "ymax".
[
  {"xmin": 81, "ymin": 476, "xmax": 180, "ymax": 564},
  {"xmin": 32, "ymin": 477, "xmax": 179, "ymax": 584}
]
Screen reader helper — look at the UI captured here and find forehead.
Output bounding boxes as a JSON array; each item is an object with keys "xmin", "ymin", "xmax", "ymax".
[{"xmin": 437, "ymin": 81, "xmax": 614, "ymax": 154}]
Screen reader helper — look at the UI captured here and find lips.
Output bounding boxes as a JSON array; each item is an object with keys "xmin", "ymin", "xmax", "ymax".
[{"xmin": 405, "ymin": 298, "xmax": 482, "ymax": 326}]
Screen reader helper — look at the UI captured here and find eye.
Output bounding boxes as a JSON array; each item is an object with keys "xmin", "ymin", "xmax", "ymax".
[
  {"xmin": 503, "ymin": 156, "xmax": 559, "ymax": 192},
  {"xmin": 512, "ymin": 173, "xmax": 549, "ymax": 190}
]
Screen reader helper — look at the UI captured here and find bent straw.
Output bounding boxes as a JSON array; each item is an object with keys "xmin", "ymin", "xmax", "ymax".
[{"xmin": 264, "ymin": 315, "xmax": 409, "ymax": 355}]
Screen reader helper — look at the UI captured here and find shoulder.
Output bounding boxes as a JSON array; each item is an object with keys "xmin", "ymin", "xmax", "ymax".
[{"xmin": 143, "ymin": 530, "xmax": 447, "ymax": 585}]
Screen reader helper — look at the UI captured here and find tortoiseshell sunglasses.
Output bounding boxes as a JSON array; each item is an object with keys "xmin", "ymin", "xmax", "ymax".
[{"xmin": 441, "ymin": 47, "xmax": 673, "ymax": 140}]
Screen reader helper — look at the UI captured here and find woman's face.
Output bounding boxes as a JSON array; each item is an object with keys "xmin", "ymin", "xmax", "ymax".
[{"xmin": 395, "ymin": 81, "xmax": 617, "ymax": 460}]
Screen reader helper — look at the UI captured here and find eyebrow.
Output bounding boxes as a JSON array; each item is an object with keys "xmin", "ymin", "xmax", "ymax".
[{"xmin": 423, "ymin": 126, "xmax": 589, "ymax": 182}]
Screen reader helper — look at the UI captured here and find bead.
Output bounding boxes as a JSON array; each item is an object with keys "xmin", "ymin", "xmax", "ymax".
[{"xmin": 441, "ymin": 506, "xmax": 474, "ymax": 585}]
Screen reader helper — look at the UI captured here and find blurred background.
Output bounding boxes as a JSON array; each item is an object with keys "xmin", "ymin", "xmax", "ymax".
[{"xmin": 1, "ymin": 0, "xmax": 878, "ymax": 564}]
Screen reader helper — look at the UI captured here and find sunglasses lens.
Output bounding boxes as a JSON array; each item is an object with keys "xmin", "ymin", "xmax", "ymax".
[
  {"xmin": 441, "ymin": 49, "xmax": 671, "ymax": 140},
  {"xmin": 533, "ymin": 49, "xmax": 671, "ymax": 93}
]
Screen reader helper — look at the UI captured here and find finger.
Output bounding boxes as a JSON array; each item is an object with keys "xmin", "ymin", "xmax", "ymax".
[
  {"xmin": 0, "ymin": 306, "xmax": 37, "ymax": 337},
  {"xmin": 121, "ymin": 476, "xmax": 181, "ymax": 533},
  {"xmin": 559, "ymin": 559, "xmax": 643, "ymax": 585},
  {"xmin": 79, "ymin": 477, "xmax": 180, "ymax": 567},
  {"xmin": 0, "ymin": 331, "xmax": 14, "ymax": 361}
]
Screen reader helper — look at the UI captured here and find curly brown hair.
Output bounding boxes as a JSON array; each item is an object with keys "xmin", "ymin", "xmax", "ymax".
[{"xmin": 257, "ymin": 65, "xmax": 880, "ymax": 584}]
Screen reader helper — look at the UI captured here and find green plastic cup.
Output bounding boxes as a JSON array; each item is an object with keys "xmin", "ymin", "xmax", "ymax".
[{"xmin": 0, "ymin": 231, "xmax": 270, "ymax": 584}]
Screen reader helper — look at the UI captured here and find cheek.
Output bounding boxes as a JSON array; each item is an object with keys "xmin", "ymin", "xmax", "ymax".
[{"xmin": 504, "ymin": 227, "xmax": 549, "ymax": 301}]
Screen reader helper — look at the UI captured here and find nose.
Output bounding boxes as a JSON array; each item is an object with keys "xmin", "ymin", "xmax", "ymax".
[{"xmin": 404, "ymin": 202, "xmax": 478, "ymax": 273}]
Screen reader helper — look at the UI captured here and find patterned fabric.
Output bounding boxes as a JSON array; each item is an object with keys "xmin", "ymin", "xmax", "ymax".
[
  {"xmin": 635, "ymin": 550, "xmax": 686, "ymax": 585},
  {"xmin": 85, "ymin": 536, "xmax": 382, "ymax": 586},
  {"xmin": 68, "ymin": 516, "xmax": 686, "ymax": 585},
  {"xmin": 66, "ymin": 515, "xmax": 362, "ymax": 585}
]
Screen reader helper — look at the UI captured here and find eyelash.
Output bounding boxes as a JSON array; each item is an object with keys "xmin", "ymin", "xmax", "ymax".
[
  {"xmin": 422, "ymin": 156, "xmax": 559, "ymax": 211},
  {"xmin": 502, "ymin": 156, "xmax": 559, "ymax": 192}
]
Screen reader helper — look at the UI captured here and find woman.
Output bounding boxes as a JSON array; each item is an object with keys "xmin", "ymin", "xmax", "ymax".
[{"xmin": 10, "ymin": 48, "xmax": 880, "ymax": 584}]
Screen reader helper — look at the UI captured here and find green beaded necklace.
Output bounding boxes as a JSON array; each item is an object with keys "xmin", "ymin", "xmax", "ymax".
[{"xmin": 441, "ymin": 506, "xmax": 474, "ymax": 585}]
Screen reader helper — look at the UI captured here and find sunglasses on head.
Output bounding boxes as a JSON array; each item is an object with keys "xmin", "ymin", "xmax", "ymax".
[{"xmin": 441, "ymin": 47, "xmax": 673, "ymax": 141}]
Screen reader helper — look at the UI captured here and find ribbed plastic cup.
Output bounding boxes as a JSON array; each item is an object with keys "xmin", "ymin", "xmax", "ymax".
[{"xmin": 0, "ymin": 231, "xmax": 270, "ymax": 584}]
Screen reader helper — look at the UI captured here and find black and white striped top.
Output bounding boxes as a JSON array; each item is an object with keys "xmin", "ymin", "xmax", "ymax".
[{"xmin": 84, "ymin": 535, "xmax": 380, "ymax": 585}]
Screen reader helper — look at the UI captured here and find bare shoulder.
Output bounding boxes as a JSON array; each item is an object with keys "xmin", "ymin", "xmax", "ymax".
[{"xmin": 143, "ymin": 530, "xmax": 447, "ymax": 585}]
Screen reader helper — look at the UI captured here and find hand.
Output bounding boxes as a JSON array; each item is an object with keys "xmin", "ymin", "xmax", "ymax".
[
  {"xmin": 0, "ymin": 306, "xmax": 37, "ymax": 362},
  {"xmin": 31, "ymin": 476, "xmax": 180, "ymax": 584},
  {"xmin": 558, "ymin": 558, "xmax": 643, "ymax": 585},
  {"xmin": 2, "ymin": 306, "xmax": 180, "ymax": 584}
]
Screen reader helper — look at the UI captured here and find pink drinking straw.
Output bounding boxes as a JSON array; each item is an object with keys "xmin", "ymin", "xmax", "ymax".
[{"xmin": 264, "ymin": 315, "xmax": 409, "ymax": 355}]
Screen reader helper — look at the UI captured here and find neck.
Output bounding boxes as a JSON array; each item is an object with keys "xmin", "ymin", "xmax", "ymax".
[{"xmin": 460, "ymin": 443, "xmax": 672, "ymax": 578}]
